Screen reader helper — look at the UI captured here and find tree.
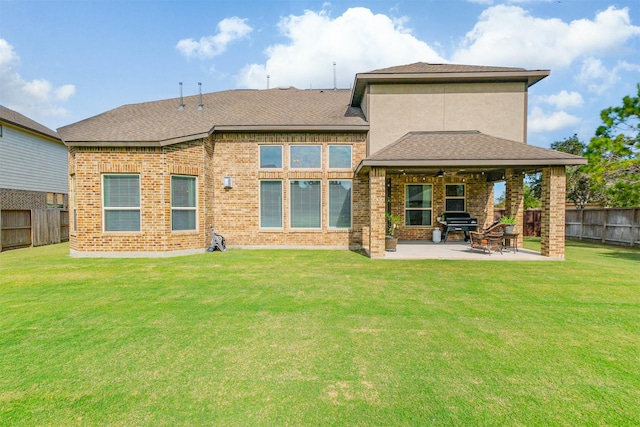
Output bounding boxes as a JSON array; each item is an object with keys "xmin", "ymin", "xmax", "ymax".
[
  {"xmin": 586, "ymin": 83, "xmax": 640, "ymax": 207},
  {"xmin": 551, "ymin": 134, "xmax": 596, "ymax": 209},
  {"xmin": 523, "ymin": 181, "xmax": 541, "ymax": 209}
]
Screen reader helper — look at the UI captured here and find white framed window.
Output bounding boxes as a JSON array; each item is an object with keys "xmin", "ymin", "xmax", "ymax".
[
  {"xmin": 445, "ymin": 184, "xmax": 466, "ymax": 212},
  {"xmin": 405, "ymin": 184, "xmax": 432, "ymax": 226},
  {"xmin": 103, "ymin": 174, "xmax": 140, "ymax": 232},
  {"xmin": 329, "ymin": 180, "xmax": 352, "ymax": 228},
  {"xmin": 290, "ymin": 145, "xmax": 321, "ymax": 169},
  {"xmin": 328, "ymin": 145, "xmax": 352, "ymax": 169},
  {"xmin": 260, "ymin": 180, "xmax": 283, "ymax": 228},
  {"xmin": 290, "ymin": 180, "xmax": 321, "ymax": 228},
  {"xmin": 259, "ymin": 145, "xmax": 283, "ymax": 169},
  {"xmin": 171, "ymin": 175, "xmax": 197, "ymax": 231}
]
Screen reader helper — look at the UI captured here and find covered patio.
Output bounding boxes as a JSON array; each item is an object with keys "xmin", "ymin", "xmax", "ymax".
[
  {"xmin": 356, "ymin": 131, "xmax": 588, "ymax": 259},
  {"xmin": 383, "ymin": 240, "xmax": 550, "ymax": 261}
]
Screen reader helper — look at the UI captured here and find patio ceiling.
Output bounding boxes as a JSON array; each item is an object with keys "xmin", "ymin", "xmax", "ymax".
[{"xmin": 355, "ymin": 130, "xmax": 587, "ymax": 179}]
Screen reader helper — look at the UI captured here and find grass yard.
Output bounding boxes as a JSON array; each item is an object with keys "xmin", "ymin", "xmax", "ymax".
[{"xmin": 1, "ymin": 239, "xmax": 639, "ymax": 426}]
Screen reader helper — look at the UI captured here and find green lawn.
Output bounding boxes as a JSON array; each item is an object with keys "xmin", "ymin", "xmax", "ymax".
[{"xmin": 1, "ymin": 240, "xmax": 639, "ymax": 426}]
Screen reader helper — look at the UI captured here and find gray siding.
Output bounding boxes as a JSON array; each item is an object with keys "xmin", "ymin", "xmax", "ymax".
[{"xmin": 0, "ymin": 125, "xmax": 68, "ymax": 193}]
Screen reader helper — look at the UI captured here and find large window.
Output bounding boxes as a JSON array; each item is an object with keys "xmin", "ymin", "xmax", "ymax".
[
  {"xmin": 405, "ymin": 184, "xmax": 432, "ymax": 226},
  {"xmin": 290, "ymin": 180, "xmax": 321, "ymax": 228},
  {"xmin": 260, "ymin": 181, "xmax": 283, "ymax": 228},
  {"xmin": 445, "ymin": 184, "xmax": 466, "ymax": 212},
  {"xmin": 290, "ymin": 145, "xmax": 321, "ymax": 169},
  {"xmin": 329, "ymin": 145, "xmax": 352, "ymax": 169},
  {"xmin": 171, "ymin": 176, "xmax": 197, "ymax": 231},
  {"xmin": 329, "ymin": 180, "xmax": 351, "ymax": 228},
  {"xmin": 103, "ymin": 174, "xmax": 140, "ymax": 232},
  {"xmin": 259, "ymin": 145, "xmax": 282, "ymax": 168}
]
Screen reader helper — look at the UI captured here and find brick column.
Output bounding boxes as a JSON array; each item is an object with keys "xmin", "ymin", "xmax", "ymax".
[
  {"xmin": 504, "ymin": 169, "xmax": 524, "ymax": 246},
  {"xmin": 541, "ymin": 166, "xmax": 567, "ymax": 258},
  {"xmin": 369, "ymin": 167, "xmax": 386, "ymax": 258}
]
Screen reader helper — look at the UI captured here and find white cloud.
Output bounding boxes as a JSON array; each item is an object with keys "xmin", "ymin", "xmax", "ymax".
[
  {"xmin": 55, "ymin": 84, "xmax": 76, "ymax": 101},
  {"xmin": 0, "ymin": 39, "xmax": 75, "ymax": 122},
  {"xmin": 618, "ymin": 60, "xmax": 640, "ymax": 73},
  {"xmin": 236, "ymin": 7, "xmax": 445, "ymax": 89},
  {"xmin": 528, "ymin": 106, "xmax": 581, "ymax": 133},
  {"xmin": 575, "ymin": 57, "xmax": 639, "ymax": 95},
  {"xmin": 536, "ymin": 90, "xmax": 584, "ymax": 109},
  {"xmin": 452, "ymin": 6, "xmax": 640, "ymax": 69},
  {"xmin": 176, "ymin": 17, "xmax": 252, "ymax": 59}
]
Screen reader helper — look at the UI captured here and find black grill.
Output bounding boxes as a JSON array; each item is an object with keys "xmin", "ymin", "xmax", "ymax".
[{"xmin": 439, "ymin": 212, "xmax": 478, "ymax": 243}]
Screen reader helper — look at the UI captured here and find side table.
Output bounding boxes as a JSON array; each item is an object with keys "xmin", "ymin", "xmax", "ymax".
[{"xmin": 502, "ymin": 233, "xmax": 519, "ymax": 253}]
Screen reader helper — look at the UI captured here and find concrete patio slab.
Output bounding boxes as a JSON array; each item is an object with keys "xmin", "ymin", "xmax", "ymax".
[{"xmin": 383, "ymin": 240, "xmax": 555, "ymax": 261}]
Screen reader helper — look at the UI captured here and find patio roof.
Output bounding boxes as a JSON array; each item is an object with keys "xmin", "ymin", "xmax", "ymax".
[{"xmin": 355, "ymin": 131, "xmax": 587, "ymax": 176}]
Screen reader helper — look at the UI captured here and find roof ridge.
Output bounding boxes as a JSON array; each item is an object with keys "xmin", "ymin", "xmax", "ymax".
[{"xmin": 0, "ymin": 104, "xmax": 60, "ymax": 140}]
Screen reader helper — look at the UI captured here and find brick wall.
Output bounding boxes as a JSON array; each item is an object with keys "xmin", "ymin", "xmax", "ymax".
[
  {"xmin": 368, "ymin": 167, "xmax": 386, "ymax": 258},
  {"xmin": 0, "ymin": 188, "xmax": 68, "ymax": 210},
  {"xmin": 541, "ymin": 166, "xmax": 567, "ymax": 258},
  {"xmin": 387, "ymin": 173, "xmax": 494, "ymax": 242},
  {"xmin": 505, "ymin": 169, "xmax": 525, "ymax": 246},
  {"xmin": 69, "ymin": 142, "xmax": 207, "ymax": 255},
  {"xmin": 211, "ymin": 132, "xmax": 367, "ymax": 249},
  {"xmin": 1, "ymin": 188, "xmax": 48, "ymax": 210},
  {"xmin": 69, "ymin": 132, "xmax": 368, "ymax": 255}
]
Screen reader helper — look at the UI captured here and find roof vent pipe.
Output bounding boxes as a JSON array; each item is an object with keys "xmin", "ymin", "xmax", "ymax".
[
  {"xmin": 333, "ymin": 61, "xmax": 337, "ymax": 90},
  {"xmin": 178, "ymin": 82, "xmax": 185, "ymax": 110},
  {"xmin": 267, "ymin": 74, "xmax": 270, "ymax": 89},
  {"xmin": 197, "ymin": 82, "xmax": 203, "ymax": 110}
]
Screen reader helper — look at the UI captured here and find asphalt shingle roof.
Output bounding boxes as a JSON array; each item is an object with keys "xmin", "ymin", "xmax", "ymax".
[
  {"xmin": 350, "ymin": 62, "xmax": 550, "ymax": 107},
  {"xmin": 361, "ymin": 131, "xmax": 587, "ymax": 167},
  {"xmin": 366, "ymin": 63, "xmax": 528, "ymax": 74},
  {"xmin": 0, "ymin": 105, "xmax": 60, "ymax": 140},
  {"xmin": 58, "ymin": 88, "xmax": 367, "ymax": 144}
]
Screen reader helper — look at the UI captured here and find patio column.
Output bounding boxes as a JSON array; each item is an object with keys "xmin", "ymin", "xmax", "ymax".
[
  {"xmin": 369, "ymin": 167, "xmax": 386, "ymax": 258},
  {"xmin": 504, "ymin": 169, "xmax": 524, "ymax": 247},
  {"xmin": 541, "ymin": 166, "xmax": 567, "ymax": 258}
]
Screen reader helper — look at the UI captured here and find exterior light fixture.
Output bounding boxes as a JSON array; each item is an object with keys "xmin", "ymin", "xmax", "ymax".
[{"xmin": 223, "ymin": 177, "xmax": 233, "ymax": 189}]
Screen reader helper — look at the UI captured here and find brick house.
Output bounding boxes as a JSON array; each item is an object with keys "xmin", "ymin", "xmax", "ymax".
[{"xmin": 58, "ymin": 63, "xmax": 586, "ymax": 258}]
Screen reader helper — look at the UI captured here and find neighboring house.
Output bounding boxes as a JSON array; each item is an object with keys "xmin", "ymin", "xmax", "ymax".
[
  {"xmin": 58, "ymin": 63, "xmax": 586, "ymax": 259},
  {"xmin": 0, "ymin": 105, "xmax": 68, "ymax": 250}
]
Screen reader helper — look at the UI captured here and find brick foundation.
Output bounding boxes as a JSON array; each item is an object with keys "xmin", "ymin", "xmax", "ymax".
[{"xmin": 0, "ymin": 188, "xmax": 67, "ymax": 210}]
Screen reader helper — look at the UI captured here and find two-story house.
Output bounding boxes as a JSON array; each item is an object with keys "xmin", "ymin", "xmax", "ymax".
[
  {"xmin": 58, "ymin": 63, "xmax": 586, "ymax": 258},
  {"xmin": 0, "ymin": 105, "xmax": 68, "ymax": 250}
]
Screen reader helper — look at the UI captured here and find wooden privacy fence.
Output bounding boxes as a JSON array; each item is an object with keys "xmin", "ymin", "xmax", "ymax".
[
  {"xmin": 566, "ymin": 208, "xmax": 640, "ymax": 247},
  {"xmin": 0, "ymin": 209, "xmax": 69, "ymax": 252}
]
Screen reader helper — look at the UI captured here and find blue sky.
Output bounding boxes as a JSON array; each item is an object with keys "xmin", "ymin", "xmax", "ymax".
[{"xmin": 1, "ymin": 0, "xmax": 639, "ymax": 151}]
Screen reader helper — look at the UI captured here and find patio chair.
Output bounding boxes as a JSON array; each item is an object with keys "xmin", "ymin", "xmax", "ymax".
[
  {"xmin": 481, "ymin": 220, "xmax": 506, "ymax": 234},
  {"xmin": 469, "ymin": 230, "xmax": 504, "ymax": 255}
]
